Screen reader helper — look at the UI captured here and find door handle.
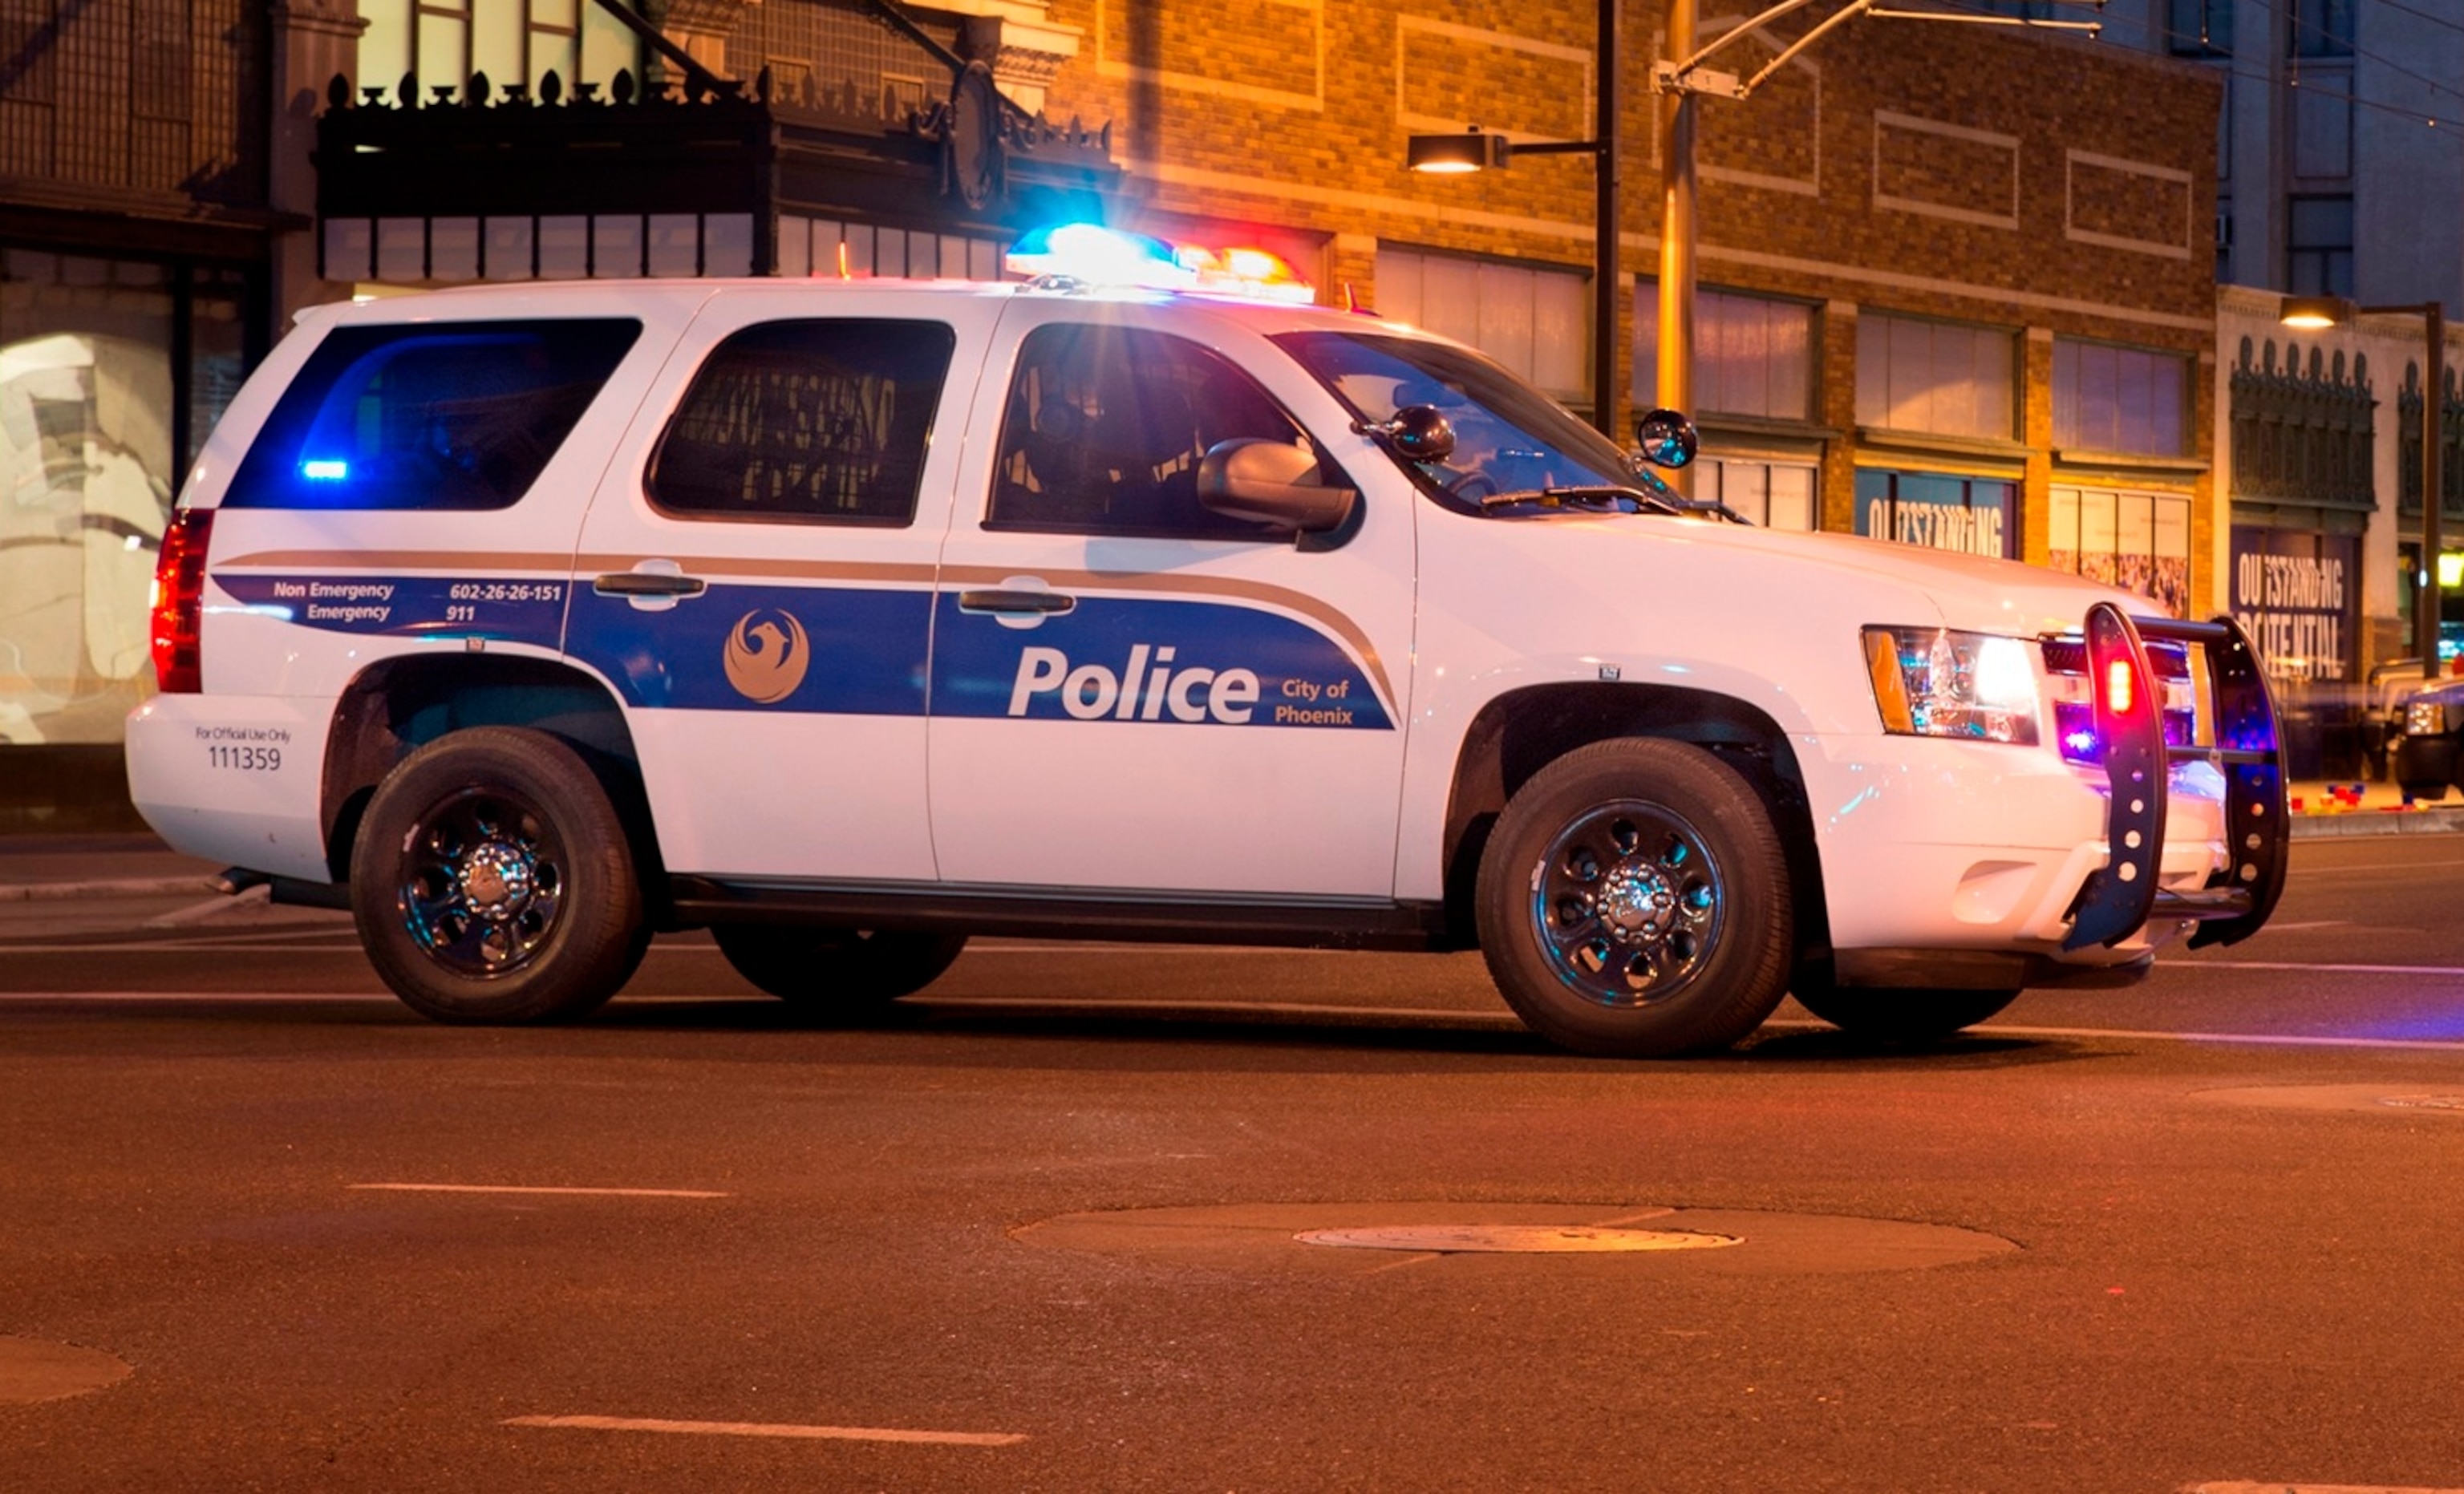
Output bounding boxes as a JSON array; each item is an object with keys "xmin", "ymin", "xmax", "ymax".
[
  {"xmin": 594, "ymin": 571, "xmax": 707, "ymax": 598},
  {"xmin": 957, "ymin": 589, "xmax": 1076, "ymax": 616}
]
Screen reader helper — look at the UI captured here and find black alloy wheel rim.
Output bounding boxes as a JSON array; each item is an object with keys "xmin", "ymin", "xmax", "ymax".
[
  {"xmin": 1528, "ymin": 799, "xmax": 1724, "ymax": 1008},
  {"xmin": 395, "ymin": 787, "xmax": 567, "ymax": 978}
]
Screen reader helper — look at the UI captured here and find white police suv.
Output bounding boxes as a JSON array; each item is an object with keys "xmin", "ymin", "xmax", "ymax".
[{"xmin": 128, "ymin": 244, "xmax": 2287, "ymax": 1056}]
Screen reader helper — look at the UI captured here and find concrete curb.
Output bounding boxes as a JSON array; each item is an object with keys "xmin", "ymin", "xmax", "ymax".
[
  {"xmin": 0, "ymin": 877, "xmax": 217, "ymax": 903},
  {"xmin": 2289, "ymin": 808, "xmax": 2464, "ymax": 838}
]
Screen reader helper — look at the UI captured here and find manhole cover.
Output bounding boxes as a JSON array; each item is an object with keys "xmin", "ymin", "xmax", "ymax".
[
  {"xmin": 1298, "ymin": 1224, "xmax": 1741, "ymax": 1253},
  {"xmin": 0, "ymin": 1338, "xmax": 132, "ymax": 1405},
  {"xmin": 2377, "ymin": 1094, "xmax": 2464, "ymax": 1111},
  {"xmin": 1015, "ymin": 1202, "xmax": 2015, "ymax": 1277}
]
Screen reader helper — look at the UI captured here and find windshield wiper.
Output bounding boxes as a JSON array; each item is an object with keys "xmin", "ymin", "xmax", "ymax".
[
  {"xmin": 1623, "ymin": 459, "xmax": 1751, "ymax": 524},
  {"xmin": 1477, "ymin": 484, "xmax": 1682, "ymax": 515}
]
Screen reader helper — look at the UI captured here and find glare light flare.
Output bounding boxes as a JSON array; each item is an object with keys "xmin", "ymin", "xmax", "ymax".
[{"xmin": 1007, "ymin": 223, "xmax": 1317, "ymax": 304}]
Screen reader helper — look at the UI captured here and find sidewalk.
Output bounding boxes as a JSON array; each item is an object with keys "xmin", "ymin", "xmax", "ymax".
[
  {"xmin": 0, "ymin": 834, "xmax": 226, "ymax": 902},
  {"xmin": 3, "ymin": 779, "xmax": 2460, "ymax": 905}
]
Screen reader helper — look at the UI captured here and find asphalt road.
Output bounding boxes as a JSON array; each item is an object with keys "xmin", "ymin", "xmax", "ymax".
[{"xmin": 5, "ymin": 836, "xmax": 2464, "ymax": 1492}]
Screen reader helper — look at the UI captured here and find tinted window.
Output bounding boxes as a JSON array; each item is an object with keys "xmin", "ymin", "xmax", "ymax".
[
  {"xmin": 224, "ymin": 318, "xmax": 640, "ymax": 510},
  {"xmin": 650, "ymin": 318, "xmax": 955, "ymax": 525},
  {"xmin": 989, "ymin": 324, "xmax": 1305, "ymax": 540},
  {"xmin": 1273, "ymin": 330, "xmax": 1631, "ymax": 510}
]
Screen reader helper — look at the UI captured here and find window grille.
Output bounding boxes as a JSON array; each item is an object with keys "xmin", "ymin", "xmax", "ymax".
[
  {"xmin": 2228, "ymin": 336, "xmax": 2373, "ymax": 509},
  {"xmin": 2397, "ymin": 362, "xmax": 2464, "ymax": 522},
  {"xmin": 0, "ymin": 0, "xmax": 265, "ymax": 204}
]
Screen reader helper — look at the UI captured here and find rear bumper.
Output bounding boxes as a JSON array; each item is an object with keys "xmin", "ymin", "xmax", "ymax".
[{"xmin": 124, "ymin": 695, "xmax": 332, "ymax": 881}]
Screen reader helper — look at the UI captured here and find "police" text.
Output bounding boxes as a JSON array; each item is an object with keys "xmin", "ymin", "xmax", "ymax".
[{"xmin": 1007, "ymin": 646, "xmax": 1260, "ymax": 723}]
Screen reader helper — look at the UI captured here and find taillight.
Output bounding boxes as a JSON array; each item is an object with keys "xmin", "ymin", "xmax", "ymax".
[{"xmin": 149, "ymin": 507, "xmax": 214, "ymax": 694}]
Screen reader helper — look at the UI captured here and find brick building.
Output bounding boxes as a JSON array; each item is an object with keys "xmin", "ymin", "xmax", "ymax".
[{"xmin": 0, "ymin": 0, "xmax": 2227, "ymax": 823}]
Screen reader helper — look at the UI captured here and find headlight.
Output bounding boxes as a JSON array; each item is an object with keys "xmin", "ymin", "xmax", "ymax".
[
  {"xmin": 2408, "ymin": 699, "xmax": 2446, "ymax": 737},
  {"xmin": 1862, "ymin": 626, "xmax": 2040, "ymax": 745}
]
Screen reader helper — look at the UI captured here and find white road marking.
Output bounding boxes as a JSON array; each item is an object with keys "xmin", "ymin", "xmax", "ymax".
[
  {"xmin": 505, "ymin": 1414, "xmax": 1023, "ymax": 1447},
  {"xmin": 351, "ymin": 1183, "xmax": 727, "ymax": 1198},
  {"xmin": 1981, "ymin": 1024, "xmax": 2464, "ymax": 1054},
  {"xmin": 2186, "ymin": 1483, "xmax": 2464, "ymax": 1493},
  {"xmin": 0, "ymin": 941, "xmax": 365, "ymax": 954},
  {"xmin": 2180, "ymin": 959, "xmax": 2464, "ymax": 977},
  {"xmin": 0, "ymin": 990, "xmax": 394, "ymax": 1002}
]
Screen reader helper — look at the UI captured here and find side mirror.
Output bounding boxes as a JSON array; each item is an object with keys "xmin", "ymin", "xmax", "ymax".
[
  {"xmin": 1197, "ymin": 439, "xmax": 1357, "ymax": 532},
  {"xmin": 1633, "ymin": 407, "xmax": 1698, "ymax": 470},
  {"xmin": 1368, "ymin": 403, "xmax": 1456, "ymax": 464}
]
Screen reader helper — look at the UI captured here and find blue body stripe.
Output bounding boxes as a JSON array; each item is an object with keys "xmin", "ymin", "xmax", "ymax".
[{"xmin": 220, "ymin": 573, "xmax": 1391, "ymax": 729}]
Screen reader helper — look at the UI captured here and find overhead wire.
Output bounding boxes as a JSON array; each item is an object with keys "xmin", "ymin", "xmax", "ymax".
[{"xmin": 1892, "ymin": 0, "xmax": 2464, "ymax": 140}]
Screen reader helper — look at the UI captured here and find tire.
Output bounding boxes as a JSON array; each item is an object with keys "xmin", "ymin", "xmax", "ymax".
[
  {"xmin": 351, "ymin": 727, "xmax": 648, "ymax": 1024},
  {"xmin": 1791, "ymin": 977, "xmax": 2019, "ymax": 1043},
  {"xmin": 711, "ymin": 925, "xmax": 968, "ymax": 1010},
  {"xmin": 1475, "ymin": 738, "xmax": 1793, "ymax": 1058}
]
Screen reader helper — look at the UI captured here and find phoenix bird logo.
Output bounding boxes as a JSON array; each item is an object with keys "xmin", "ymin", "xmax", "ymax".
[{"xmin": 722, "ymin": 609, "xmax": 809, "ymax": 704}]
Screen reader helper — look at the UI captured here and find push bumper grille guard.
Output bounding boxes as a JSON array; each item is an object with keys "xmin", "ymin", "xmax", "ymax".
[{"xmin": 2061, "ymin": 603, "xmax": 2288, "ymax": 952}]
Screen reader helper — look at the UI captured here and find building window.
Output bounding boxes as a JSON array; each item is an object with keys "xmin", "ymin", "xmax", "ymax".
[
  {"xmin": 2167, "ymin": 0, "xmax": 2234, "ymax": 56},
  {"xmin": 2291, "ymin": 0, "xmax": 2354, "ymax": 58},
  {"xmin": 779, "ymin": 218, "xmax": 1003, "ymax": 282},
  {"xmin": 2049, "ymin": 487, "xmax": 2194, "ymax": 617},
  {"xmin": 0, "ymin": 250, "xmax": 255, "ymax": 747},
  {"xmin": 355, "ymin": 0, "xmax": 638, "ymax": 103},
  {"xmin": 1632, "ymin": 286, "xmax": 1815, "ymax": 421},
  {"xmin": 2285, "ymin": 196, "xmax": 2354, "ymax": 299},
  {"xmin": 1854, "ymin": 470, "xmax": 2017, "ymax": 558},
  {"xmin": 2397, "ymin": 359, "xmax": 2464, "ymax": 524},
  {"xmin": 2053, "ymin": 341, "xmax": 2190, "ymax": 456},
  {"xmin": 1854, "ymin": 314, "xmax": 2016, "ymax": 441},
  {"xmin": 1375, "ymin": 247, "xmax": 1590, "ymax": 408},
  {"xmin": 1697, "ymin": 459, "xmax": 1818, "ymax": 531}
]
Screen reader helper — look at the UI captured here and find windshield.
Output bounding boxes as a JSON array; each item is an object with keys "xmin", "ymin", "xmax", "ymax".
[{"xmin": 1272, "ymin": 330, "xmax": 1639, "ymax": 512}]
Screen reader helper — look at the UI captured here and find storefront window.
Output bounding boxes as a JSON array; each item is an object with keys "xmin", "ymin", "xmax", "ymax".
[
  {"xmin": 1, "ymin": 251, "xmax": 248, "ymax": 747},
  {"xmin": 1854, "ymin": 468, "xmax": 2016, "ymax": 558},
  {"xmin": 2048, "ymin": 485, "xmax": 2192, "ymax": 617}
]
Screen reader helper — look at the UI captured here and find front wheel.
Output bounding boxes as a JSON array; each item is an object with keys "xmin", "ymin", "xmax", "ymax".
[
  {"xmin": 351, "ymin": 727, "xmax": 647, "ymax": 1024},
  {"xmin": 712, "ymin": 925, "xmax": 968, "ymax": 1012},
  {"xmin": 1475, "ymin": 739, "xmax": 1793, "ymax": 1058},
  {"xmin": 1791, "ymin": 979, "xmax": 2019, "ymax": 1043}
]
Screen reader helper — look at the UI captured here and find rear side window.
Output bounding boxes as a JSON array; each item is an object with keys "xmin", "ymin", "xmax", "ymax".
[
  {"xmin": 649, "ymin": 318, "xmax": 955, "ymax": 526},
  {"xmin": 222, "ymin": 318, "xmax": 641, "ymax": 511}
]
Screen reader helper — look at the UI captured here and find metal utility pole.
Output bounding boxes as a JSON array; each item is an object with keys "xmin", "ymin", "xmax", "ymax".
[
  {"xmin": 1657, "ymin": 0, "xmax": 1698, "ymax": 473},
  {"xmin": 2420, "ymin": 304, "xmax": 2448, "ymax": 678},
  {"xmin": 1595, "ymin": 0, "xmax": 1623, "ymax": 449}
]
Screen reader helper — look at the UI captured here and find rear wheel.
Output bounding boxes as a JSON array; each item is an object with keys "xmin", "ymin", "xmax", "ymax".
[
  {"xmin": 1475, "ymin": 738, "xmax": 1793, "ymax": 1058},
  {"xmin": 712, "ymin": 925, "xmax": 967, "ymax": 1012},
  {"xmin": 351, "ymin": 727, "xmax": 647, "ymax": 1024},
  {"xmin": 1791, "ymin": 977, "xmax": 2019, "ymax": 1043}
]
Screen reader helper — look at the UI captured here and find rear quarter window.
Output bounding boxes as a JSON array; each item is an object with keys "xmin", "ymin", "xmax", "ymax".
[
  {"xmin": 221, "ymin": 318, "xmax": 641, "ymax": 511},
  {"xmin": 647, "ymin": 318, "xmax": 956, "ymax": 526}
]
